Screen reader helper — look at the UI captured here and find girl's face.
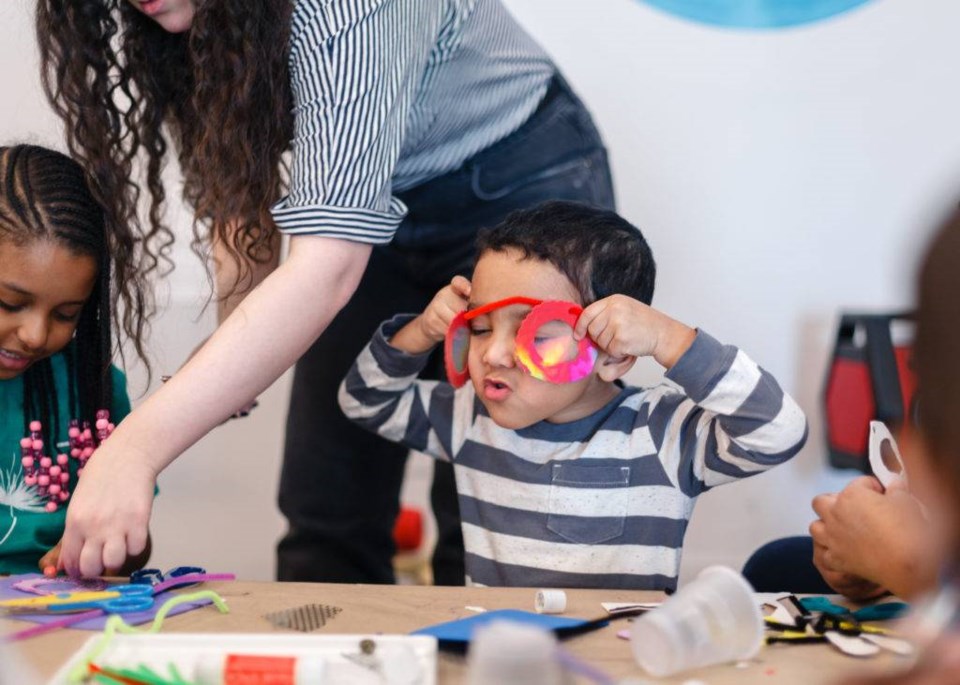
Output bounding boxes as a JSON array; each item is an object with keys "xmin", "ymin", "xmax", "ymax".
[
  {"xmin": 0, "ymin": 239, "xmax": 97, "ymax": 380},
  {"xmin": 127, "ymin": 0, "xmax": 195, "ymax": 33},
  {"xmin": 466, "ymin": 249, "xmax": 618, "ymax": 429}
]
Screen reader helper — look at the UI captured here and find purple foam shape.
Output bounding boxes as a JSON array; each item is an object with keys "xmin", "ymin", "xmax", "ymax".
[{"xmin": 0, "ymin": 574, "xmax": 213, "ymax": 633}]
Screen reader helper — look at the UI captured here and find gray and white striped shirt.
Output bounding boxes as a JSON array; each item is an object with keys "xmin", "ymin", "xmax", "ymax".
[
  {"xmin": 271, "ymin": 0, "xmax": 555, "ymax": 243},
  {"xmin": 339, "ymin": 315, "xmax": 808, "ymax": 590}
]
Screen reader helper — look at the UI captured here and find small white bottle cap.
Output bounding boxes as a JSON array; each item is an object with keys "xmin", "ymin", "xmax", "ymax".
[{"xmin": 534, "ymin": 589, "xmax": 567, "ymax": 614}]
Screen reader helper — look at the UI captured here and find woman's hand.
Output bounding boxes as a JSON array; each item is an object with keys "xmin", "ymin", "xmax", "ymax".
[
  {"xmin": 390, "ymin": 276, "xmax": 471, "ymax": 354},
  {"xmin": 810, "ymin": 476, "xmax": 937, "ymax": 600},
  {"xmin": 59, "ymin": 438, "xmax": 156, "ymax": 577},
  {"xmin": 58, "ymin": 236, "xmax": 372, "ymax": 576}
]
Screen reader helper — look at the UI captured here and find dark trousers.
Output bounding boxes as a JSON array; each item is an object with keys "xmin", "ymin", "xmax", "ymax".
[{"xmin": 277, "ymin": 74, "xmax": 616, "ymax": 584}]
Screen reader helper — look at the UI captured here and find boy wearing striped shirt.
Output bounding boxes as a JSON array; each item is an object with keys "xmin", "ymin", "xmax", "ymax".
[{"xmin": 339, "ymin": 201, "xmax": 807, "ymax": 589}]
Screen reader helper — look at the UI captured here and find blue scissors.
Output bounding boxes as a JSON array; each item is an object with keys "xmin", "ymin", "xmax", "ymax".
[{"xmin": 44, "ymin": 584, "xmax": 154, "ymax": 614}]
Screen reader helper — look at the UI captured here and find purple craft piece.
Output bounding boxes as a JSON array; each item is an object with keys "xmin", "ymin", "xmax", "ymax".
[
  {"xmin": 12, "ymin": 576, "xmax": 107, "ymax": 596},
  {"xmin": 4, "ymin": 609, "xmax": 103, "ymax": 643},
  {"xmin": 0, "ymin": 574, "xmax": 212, "ymax": 632}
]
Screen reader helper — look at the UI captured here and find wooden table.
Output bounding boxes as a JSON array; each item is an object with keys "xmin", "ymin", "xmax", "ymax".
[{"xmin": 3, "ymin": 581, "xmax": 906, "ymax": 684}]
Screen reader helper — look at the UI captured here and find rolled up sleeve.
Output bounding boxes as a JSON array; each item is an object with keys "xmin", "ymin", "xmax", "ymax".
[{"xmin": 271, "ymin": 0, "xmax": 441, "ymax": 243}]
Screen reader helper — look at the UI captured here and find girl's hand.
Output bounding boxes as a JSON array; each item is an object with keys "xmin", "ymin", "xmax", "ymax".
[
  {"xmin": 38, "ymin": 541, "xmax": 62, "ymax": 576},
  {"xmin": 59, "ymin": 439, "xmax": 155, "ymax": 578},
  {"xmin": 390, "ymin": 276, "xmax": 471, "ymax": 354},
  {"xmin": 574, "ymin": 295, "xmax": 695, "ymax": 369}
]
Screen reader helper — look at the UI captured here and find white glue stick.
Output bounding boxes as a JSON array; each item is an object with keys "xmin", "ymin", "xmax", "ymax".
[
  {"xmin": 194, "ymin": 654, "xmax": 326, "ymax": 685},
  {"xmin": 534, "ymin": 589, "xmax": 567, "ymax": 614}
]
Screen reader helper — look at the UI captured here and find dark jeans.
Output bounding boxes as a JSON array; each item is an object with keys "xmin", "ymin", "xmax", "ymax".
[{"xmin": 277, "ymin": 74, "xmax": 616, "ymax": 584}]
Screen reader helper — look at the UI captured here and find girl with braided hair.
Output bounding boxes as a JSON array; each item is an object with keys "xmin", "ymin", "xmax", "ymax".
[{"xmin": 0, "ymin": 144, "xmax": 149, "ymax": 574}]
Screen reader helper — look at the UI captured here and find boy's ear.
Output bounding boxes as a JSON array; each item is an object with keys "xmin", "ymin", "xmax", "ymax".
[{"xmin": 596, "ymin": 354, "xmax": 636, "ymax": 382}]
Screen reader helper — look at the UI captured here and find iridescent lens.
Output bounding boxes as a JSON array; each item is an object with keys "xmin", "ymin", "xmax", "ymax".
[
  {"xmin": 532, "ymin": 320, "xmax": 579, "ymax": 367},
  {"xmin": 450, "ymin": 324, "xmax": 470, "ymax": 374}
]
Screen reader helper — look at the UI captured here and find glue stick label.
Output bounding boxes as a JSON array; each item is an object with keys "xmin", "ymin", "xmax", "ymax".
[{"xmin": 223, "ymin": 655, "xmax": 296, "ymax": 685}]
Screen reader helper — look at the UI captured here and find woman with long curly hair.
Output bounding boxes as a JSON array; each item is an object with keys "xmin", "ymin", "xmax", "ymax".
[{"xmin": 38, "ymin": 0, "xmax": 616, "ymax": 581}]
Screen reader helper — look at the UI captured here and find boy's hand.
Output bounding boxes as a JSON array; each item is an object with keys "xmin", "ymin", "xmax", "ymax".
[
  {"xmin": 390, "ymin": 276, "xmax": 471, "ymax": 354},
  {"xmin": 574, "ymin": 295, "xmax": 696, "ymax": 369}
]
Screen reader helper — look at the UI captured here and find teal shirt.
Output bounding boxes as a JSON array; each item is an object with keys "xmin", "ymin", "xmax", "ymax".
[{"xmin": 0, "ymin": 352, "xmax": 130, "ymax": 575}]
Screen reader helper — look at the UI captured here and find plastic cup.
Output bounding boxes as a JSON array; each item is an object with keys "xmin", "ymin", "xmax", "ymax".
[
  {"xmin": 467, "ymin": 620, "xmax": 564, "ymax": 685},
  {"xmin": 630, "ymin": 565, "xmax": 763, "ymax": 677}
]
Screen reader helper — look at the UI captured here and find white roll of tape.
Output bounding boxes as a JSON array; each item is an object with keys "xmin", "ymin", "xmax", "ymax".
[{"xmin": 535, "ymin": 589, "xmax": 567, "ymax": 614}]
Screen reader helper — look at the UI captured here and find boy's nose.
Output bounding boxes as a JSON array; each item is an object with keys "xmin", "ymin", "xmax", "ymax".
[{"xmin": 481, "ymin": 334, "xmax": 517, "ymax": 369}]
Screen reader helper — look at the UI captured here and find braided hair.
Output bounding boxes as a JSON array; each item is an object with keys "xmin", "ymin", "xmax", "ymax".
[{"xmin": 0, "ymin": 144, "xmax": 114, "ymax": 450}]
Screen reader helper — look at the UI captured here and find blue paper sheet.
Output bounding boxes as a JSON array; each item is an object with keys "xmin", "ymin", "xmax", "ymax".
[{"xmin": 412, "ymin": 609, "xmax": 600, "ymax": 645}]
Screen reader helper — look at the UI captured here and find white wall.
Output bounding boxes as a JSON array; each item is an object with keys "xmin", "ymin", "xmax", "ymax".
[
  {"xmin": 502, "ymin": 0, "xmax": 960, "ymax": 579},
  {"xmin": 2, "ymin": 0, "xmax": 960, "ymax": 582}
]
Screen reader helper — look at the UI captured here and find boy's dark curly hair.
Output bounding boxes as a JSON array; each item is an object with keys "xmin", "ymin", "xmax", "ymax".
[
  {"xmin": 476, "ymin": 200, "xmax": 656, "ymax": 306},
  {"xmin": 36, "ymin": 0, "xmax": 293, "ymax": 305}
]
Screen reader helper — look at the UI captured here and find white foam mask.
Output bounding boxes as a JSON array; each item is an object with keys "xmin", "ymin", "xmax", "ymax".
[{"xmin": 868, "ymin": 420, "xmax": 907, "ymax": 489}]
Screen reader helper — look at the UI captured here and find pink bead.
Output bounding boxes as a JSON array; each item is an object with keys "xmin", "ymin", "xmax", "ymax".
[
  {"xmin": 19, "ymin": 437, "xmax": 31, "ymax": 449},
  {"xmin": 21, "ymin": 456, "xmax": 34, "ymax": 468},
  {"xmin": 43, "ymin": 565, "xmax": 57, "ymax": 577},
  {"xmin": 24, "ymin": 475, "xmax": 37, "ymax": 486},
  {"xmin": 39, "ymin": 457, "xmax": 52, "ymax": 469},
  {"xmin": 95, "ymin": 418, "xmax": 108, "ymax": 430},
  {"xmin": 59, "ymin": 472, "xmax": 70, "ymax": 483},
  {"xmin": 68, "ymin": 426, "xmax": 80, "ymax": 438},
  {"xmin": 29, "ymin": 420, "xmax": 41, "ymax": 432},
  {"xmin": 81, "ymin": 429, "xmax": 92, "ymax": 441},
  {"xmin": 32, "ymin": 439, "xmax": 43, "ymax": 451},
  {"xmin": 49, "ymin": 465, "xmax": 62, "ymax": 478},
  {"xmin": 48, "ymin": 484, "xmax": 61, "ymax": 495},
  {"xmin": 57, "ymin": 454, "xmax": 68, "ymax": 466},
  {"xmin": 81, "ymin": 447, "xmax": 94, "ymax": 459},
  {"xmin": 59, "ymin": 491, "xmax": 69, "ymax": 501},
  {"xmin": 44, "ymin": 501, "xmax": 57, "ymax": 513},
  {"xmin": 70, "ymin": 448, "xmax": 81, "ymax": 458},
  {"xmin": 38, "ymin": 475, "xmax": 50, "ymax": 486},
  {"xmin": 107, "ymin": 423, "xmax": 115, "ymax": 432},
  {"xmin": 77, "ymin": 468, "xmax": 83, "ymax": 477}
]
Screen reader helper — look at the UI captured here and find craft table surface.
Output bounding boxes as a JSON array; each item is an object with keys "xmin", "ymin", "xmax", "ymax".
[{"xmin": 3, "ymin": 581, "xmax": 906, "ymax": 684}]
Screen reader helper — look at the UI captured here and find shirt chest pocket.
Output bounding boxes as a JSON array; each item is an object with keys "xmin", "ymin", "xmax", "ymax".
[{"xmin": 546, "ymin": 463, "xmax": 631, "ymax": 545}]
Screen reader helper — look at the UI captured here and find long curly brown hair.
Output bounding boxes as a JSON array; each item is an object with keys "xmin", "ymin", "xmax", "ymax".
[{"xmin": 36, "ymin": 0, "xmax": 293, "ymax": 313}]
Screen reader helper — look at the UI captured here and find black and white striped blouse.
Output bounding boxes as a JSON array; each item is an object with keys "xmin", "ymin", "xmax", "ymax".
[{"xmin": 270, "ymin": 0, "xmax": 555, "ymax": 243}]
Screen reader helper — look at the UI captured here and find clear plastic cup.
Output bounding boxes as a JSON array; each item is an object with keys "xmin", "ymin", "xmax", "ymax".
[
  {"xmin": 467, "ymin": 620, "xmax": 564, "ymax": 685},
  {"xmin": 630, "ymin": 565, "xmax": 763, "ymax": 677}
]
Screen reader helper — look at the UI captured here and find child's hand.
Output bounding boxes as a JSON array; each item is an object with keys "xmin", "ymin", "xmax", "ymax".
[
  {"xmin": 38, "ymin": 541, "xmax": 62, "ymax": 576},
  {"xmin": 810, "ymin": 476, "xmax": 936, "ymax": 600},
  {"xmin": 59, "ymin": 439, "xmax": 155, "ymax": 578},
  {"xmin": 390, "ymin": 276, "xmax": 471, "ymax": 355},
  {"xmin": 574, "ymin": 295, "xmax": 696, "ymax": 369}
]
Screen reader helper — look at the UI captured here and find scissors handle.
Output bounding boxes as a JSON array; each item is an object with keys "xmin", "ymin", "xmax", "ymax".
[
  {"xmin": 48, "ymin": 584, "xmax": 154, "ymax": 614},
  {"xmin": 98, "ymin": 595, "xmax": 155, "ymax": 613}
]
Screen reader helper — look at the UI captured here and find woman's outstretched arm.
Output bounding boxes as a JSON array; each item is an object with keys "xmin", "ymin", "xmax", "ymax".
[{"xmin": 60, "ymin": 235, "xmax": 371, "ymax": 577}]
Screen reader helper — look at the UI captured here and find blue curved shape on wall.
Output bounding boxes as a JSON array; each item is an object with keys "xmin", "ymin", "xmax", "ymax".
[{"xmin": 637, "ymin": 0, "xmax": 874, "ymax": 29}]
